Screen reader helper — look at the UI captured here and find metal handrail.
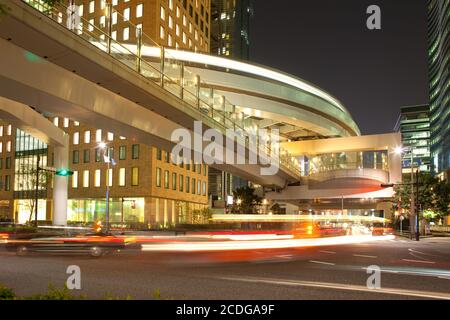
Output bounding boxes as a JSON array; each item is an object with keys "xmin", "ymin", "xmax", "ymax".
[{"xmin": 22, "ymin": 0, "xmax": 301, "ymax": 177}]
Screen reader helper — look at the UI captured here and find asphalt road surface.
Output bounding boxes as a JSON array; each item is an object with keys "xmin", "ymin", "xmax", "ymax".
[{"xmin": 1, "ymin": 237, "xmax": 449, "ymax": 300}]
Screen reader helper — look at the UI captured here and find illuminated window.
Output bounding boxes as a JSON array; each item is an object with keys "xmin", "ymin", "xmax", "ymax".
[
  {"xmin": 131, "ymin": 167, "xmax": 139, "ymax": 186},
  {"xmin": 7, "ymin": 125, "xmax": 11, "ymax": 135},
  {"xmin": 119, "ymin": 146, "xmax": 126, "ymax": 160},
  {"xmin": 100, "ymin": 16, "xmax": 105, "ymax": 28},
  {"xmin": 89, "ymin": 1, "xmax": 94, "ymax": 13},
  {"xmin": 176, "ymin": 24, "xmax": 180, "ymax": 36},
  {"xmin": 132, "ymin": 144, "xmax": 139, "ymax": 159},
  {"xmin": 107, "ymin": 132, "xmax": 114, "ymax": 141},
  {"xmin": 123, "ymin": 27, "xmax": 130, "ymax": 40},
  {"xmin": 74, "ymin": 121, "xmax": 80, "ymax": 126},
  {"xmin": 94, "ymin": 169, "xmax": 101, "ymax": 187},
  {"xmin": 53, "ymin": 117, "xmax": 59, "ymax": 127},
  {"xmin": 73, "ymin": 132, "xmax": 79, "ymax": 145},
  {"xmin": 0, "ymin": 142, "xmax": 2, "ymax": 153},
  {"xmin": 183, "ymin": 32, "xmax": 186, "ymax": 44},
  {"xmin": 183, "ymin": 15, "xmax": 187, "ymax": 26},
  {"xmin": 156, "ymin": 168, "xmax": 161, "ymax": 187},
  {"xmin": 63, "ymin": 118, "xmax": 69, "ymax": 128},
  {"xmin": 176, "ymin": 6, "xmax": 180, "ymax": 18},
  {"xmin": 136, "ymin": 4, "xmax": 143, "ymax": 18},
  {"xmin": 202, "ymin": 181, "xmax": 206, "ymax": 195},
  {"xmin": 6, "ymin": 141, "xmax": 11, "ymax": 153},
  {"xmin": 0, "ymin": 126, "xmax": 3, "ymax": 136},
  {"xmin": 168, "ymin": 34, "xmax": 173, "ymax": 46},
  {"xmin": 84, "ymin": 130, "xmax": 90, "ymax": 144},
  {"xmin": 124, "ymin": 8, "xmax": 130, "ymax": 21},
  {"xmin": 106, "ymin": 168, "xmax": 113, "ymax": 187},
  {"xmin": 112, "ymin": 30, "xmax": 117, "ymax": 40},
  {"xmin": 160, "ymin": 6, "xmax": 165, "ymax": 20},
  {"xmin": 164, "ymin": 170, "xmax": 169, "ymax": 189},
  {"xmin": 72, "ymin": 150, "xmax": 79, "ymax": 164},
  {"xmin": 83, "ymin": 170, "xmax": 89, "ymax": 188},
  {"xmin": 112, "ymin": 12, "xmax": 117, "ymax": 25},
  {"xmin": 197, "ymin": 180, "xmax": 201, "ymax": 195},
  {"xmin": 169, "ymin": 16, "xmax": 173, "ymax": 29},
  {"xmin": 160, "ymin": 26, "xmax": 165, "ymax": 39},
  {"xmin": 119, "ymin": 168, "xmax": 126, "ymax": 186},
  {"xmin": 169, "ymin": 0, "xmax": 173, "ymax": 10},
  {"xmin": 172, "ymin": 172, "xmax": 177, "ymax": 190},
  {"xmin": 72, "ymin": 171, "xmax": 78, "ymax": 188},
  {"xmin": 95, "ymin": 129, "xmax": 102, "ymax": 142}
]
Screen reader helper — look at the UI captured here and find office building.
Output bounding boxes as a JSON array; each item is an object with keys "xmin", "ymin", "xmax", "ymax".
[
  {"xmin": 211, "ymin": 0, "xmax": 253, "ymax": 59},
  {"xmin": 74, "ymin": 0, "xmax": 211, "ymax": 53},
  {"xmin": 394, "ymin": 105, "xmax": 431, "ymax": 173},
  {"xmin": 0, "ymin": 119, "xmax": 209, "ymax": 226},
  {"xmin": 428, "ymin": 0, "xmax": 449, "ymax": 177}
]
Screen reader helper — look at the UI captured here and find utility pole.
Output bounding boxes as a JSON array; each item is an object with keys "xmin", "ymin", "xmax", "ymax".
[
  {"xmin": 34, "ymin": 155, "xmax": 40, "ymax": 227},
  {"xmin": 415, "ymin": 169, "xmax": 420, "ymax": 241},
  {"xmin": 409, "ymin": 151, "xmax": 415, "ymax": 240}
]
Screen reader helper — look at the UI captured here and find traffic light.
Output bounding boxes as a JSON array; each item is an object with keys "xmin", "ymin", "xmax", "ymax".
[{"xmin": 55, "ymin": 169, "xmax": 74, "ymax": 176}]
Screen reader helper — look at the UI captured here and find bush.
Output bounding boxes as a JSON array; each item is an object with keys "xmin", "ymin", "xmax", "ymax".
[
  {"xmin": 0, "ymin": 284, "xmax": 16, "ymax": 300},
  {"xmin": 27, "ymin": 284, "xmax": 86, "ymax": 300}
]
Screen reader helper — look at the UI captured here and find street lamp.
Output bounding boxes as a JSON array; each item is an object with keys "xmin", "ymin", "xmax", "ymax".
[
  {"xmin": 394, "ymin": 146, "xmax": 418, "ymax": 240},
  {"xmin": 98, "ymin": 142, "xmax": 111, "ymax": 233}
]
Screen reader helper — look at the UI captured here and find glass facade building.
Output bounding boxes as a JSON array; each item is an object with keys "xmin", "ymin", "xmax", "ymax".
[
  {"xmin": 211, "ymin": 0, "xmax": 254, "ymax": 59},
  {"xmin": 428, "ymin": 0, "xmax": 449, "ymax": 175},
  {"xmin": 394, "ymin": 105, "xmax": 431, "ymax": 173}
]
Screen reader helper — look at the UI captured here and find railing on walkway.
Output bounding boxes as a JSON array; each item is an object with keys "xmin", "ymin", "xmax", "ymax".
[{"xmin": 22, "ymin": 0, "xmax": 301, "ymax": 178}]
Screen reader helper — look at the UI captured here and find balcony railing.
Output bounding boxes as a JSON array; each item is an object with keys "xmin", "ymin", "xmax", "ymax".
[{"xmin": 21, "ymin": 0, "xmax": 301, "ymax": 178}]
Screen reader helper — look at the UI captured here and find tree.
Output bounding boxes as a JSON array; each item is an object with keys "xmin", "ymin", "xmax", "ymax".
[
  {"xmin": 433, "ymin": 179, "xmax": 450, "ymax": 218},
  {"xmin": 16, "ymin": 166, "xmax": 51, "ymax": 224},
  {"xmin": 393, "ymin": 172, "xmax": 450, "ymax": 222},
  {"xmin": 232, "ymin": 186, "xmax": 262, "ymax": 214}
]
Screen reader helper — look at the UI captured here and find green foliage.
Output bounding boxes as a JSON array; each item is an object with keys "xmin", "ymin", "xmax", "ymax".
[
  {"xmin": 153, "ymin": 288, "xmax": 161, "ymax": 300},
  {"xmin": 232, "ymin": 186, "xmax": 262, "ymax": 214},
  {"xmin": 104, "ymin": 292, "xmax": 133, "ymax": 300},
  {"xmin": 393, "ymin": 172, "xmax": 450, "ymax": 219},
  {"xmin": 41, "ymin": 0, "xmax": 64, "ymax": 6},
  {"xmin": 0, "ymin": 284, "xmax": 16, "ymax": 300},
  {"xmin": 27, "ymin": 284, "xmax": 86, "ymax": 300},
  {"xmin": 192, "ymin": 208, "xmax": 212, "ymax": 224}
]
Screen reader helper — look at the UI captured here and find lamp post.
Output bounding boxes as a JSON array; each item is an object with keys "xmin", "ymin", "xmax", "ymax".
[{"xmin": 98, "ymin": 142, "xmax": 110, "ymax": 233}]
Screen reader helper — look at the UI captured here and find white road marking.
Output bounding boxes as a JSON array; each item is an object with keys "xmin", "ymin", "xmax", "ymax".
[
  {"xmin": 319, "ymin": 250, "xmax": 336, "ymax": 254},
  {"xmin": 309, "ymin": 260, "xmax": 336, "ymax": 266},
  {"xmin": 353, "ymin": 254, "xmax": 377, "ymax": 259},
  {"xmin": 402, "ymin": 259, "xmax": 436, "ymax": 264},
  {"xmin": 219, "ymin": 276, "xmax": 450, "ymax": 300}
]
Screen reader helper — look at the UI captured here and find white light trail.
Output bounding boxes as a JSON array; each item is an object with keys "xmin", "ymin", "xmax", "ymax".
[{"xmin": 141, "ymin": 235, "xmax": 395, "ymax": 252}]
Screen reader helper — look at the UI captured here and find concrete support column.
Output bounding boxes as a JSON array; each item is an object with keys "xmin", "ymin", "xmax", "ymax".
[{"xmin": 52, "ymin": 136, "xmax": 69, "ymax": 226}]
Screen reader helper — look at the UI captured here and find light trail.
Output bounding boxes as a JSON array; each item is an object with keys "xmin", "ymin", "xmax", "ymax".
[
  {"xmin": 218, "ymin": 276, "xmax": 450, "ymax": 300},
  {"xmin": 141, "ymin": 235, "xmax": 395, "ymax": 252}
]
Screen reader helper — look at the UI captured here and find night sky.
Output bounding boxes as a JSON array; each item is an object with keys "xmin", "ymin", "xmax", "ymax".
[{"xmin": 250, "ymin": 0, "xmax": 428, "ymax": 135}]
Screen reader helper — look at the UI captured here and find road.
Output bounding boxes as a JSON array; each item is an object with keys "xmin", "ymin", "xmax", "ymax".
[{"xmin": 0, "ymin": 237, "xmax": 449, "ymax": 300}]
